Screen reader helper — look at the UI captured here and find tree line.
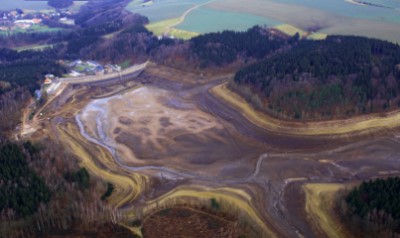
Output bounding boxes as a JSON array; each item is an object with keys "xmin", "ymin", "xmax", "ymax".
[
  {"xmin": 0, "ymin": 48, "xmax": 66, "ymax": 94},
  {"xmin": 0, "ymin": 140, "xmax": 121, "ymax": 238},
  {"xmin": 190, "ymin": 26, "xmax": 289, "ymax": 67},
  {"xmin": 337, "ymin": 177, "xmax": 400, "ymax": 237},
  {"xmin": 0, "ymin": 143, "xmax": 51, "ymax": 217},
  {"xmin": 233, "ymin": 36, "xmax": 400, "ymax": 120}
]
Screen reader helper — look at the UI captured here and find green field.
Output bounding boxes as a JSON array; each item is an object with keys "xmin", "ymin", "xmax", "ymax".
[
  {"xmin": 176, "ymin": 7, "xmax": 281, "ymax": 33},
  {"xmin": 127, "ymin": 0, "xmax": 400, "ymax": 43},
  {"xmin": 0, "ymin": 25, "xmax": 62, "ymax": 35}
]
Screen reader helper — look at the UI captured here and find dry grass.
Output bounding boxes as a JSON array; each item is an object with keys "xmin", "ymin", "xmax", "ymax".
[
  {"xmin": 146, "ymin": 18, "xmax": 199, "ymax": 39},
  {"xmin": 307, "ymin": 32, "xmax": 328, "ymax": 40},
  {"xmin": 146, "ymin": 18, "xmax": 181, "ymax": 36},
  {"xmin": 303, "ymin": 183, "xmax": 352, "ymax": 238},
  {"xmin": 169, "ymin": 28, "xmax": 200, "ymax": 39},
  {"xmin": 274, "ymin": 24, "xmax": 306, "ymax": 37}
]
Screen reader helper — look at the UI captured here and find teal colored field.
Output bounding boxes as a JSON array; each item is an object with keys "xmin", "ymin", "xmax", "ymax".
[
  {"xmin": 129, "ymin": 0, "xmax": 400, "ymax": 42},
  {"xmin": 277, "ymin": 0, "xmax": 400, "ymax": 24},
  {"xmin": 128, "ymin": 3, "xmax": 193, "ymax": 22},
  {"xmin": 368, "ymin": 0, "xmax": 400, "ymax": 9},
  {"xmin": 126, "ymin": 0, "xmax": 210, "ymax": 22},
  {"xmin": 176, "ymin": 7, "xmax": 281, "ymax": 33}
]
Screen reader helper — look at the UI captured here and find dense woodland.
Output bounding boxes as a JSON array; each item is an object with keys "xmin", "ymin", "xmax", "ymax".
[
  {"xmin": 0, "ymin": 48, "xmax": 66, "ymax": 134},
  {"xmin": 339, "ymin": 177, "xmax": 400, "ymax": 237},
  {"xmin": 0, "ymin": 32, "xmax": 62, "ymax": 49},
  {"xmin": 190, "ymin": 26, "xmax": 289, "ymax": 67},
  {"xmin": 234, "ymin": 36, "xmax": 400, "ymax": 120},
  {"xmin": 0, "ymin": 143, "xmax": 50, "ymax": 217},
  {"xmin": 0, "ymin": 48, "xmax": 66, "ymax": 93},
  {"xmin": 0, "ymin": 140, "xmax": 130, "ymax": 238},
  {"xmin": 0, "ymin": 87, "xmax": 31, "ymax": 134}
]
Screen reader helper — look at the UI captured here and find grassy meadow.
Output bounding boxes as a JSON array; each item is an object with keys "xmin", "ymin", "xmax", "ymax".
[
  {"xmin": 176, "ymin": 7, "xmax": 281, "ymax": 33},
  {"xmin": 126, "ymin": 0, "xmax": 209, "ymax": 22},
  {"xmin": 0, "ymin": 25, "xmax": 62, "ymax": 35}
]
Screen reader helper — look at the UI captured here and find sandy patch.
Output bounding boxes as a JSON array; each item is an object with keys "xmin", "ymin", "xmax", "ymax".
[
  {"xmin": 303, "ymin": 183, "xmax": 353, "ymax": 238},
  {"xmin": 211, "ymin": 82, "xmax": 400, "ymax": 136}
]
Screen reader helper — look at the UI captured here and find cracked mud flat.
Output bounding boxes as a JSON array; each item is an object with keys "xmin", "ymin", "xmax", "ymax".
[{"xmin": 78, "ymin": 86, "xmax": 264, "ymax": 179}]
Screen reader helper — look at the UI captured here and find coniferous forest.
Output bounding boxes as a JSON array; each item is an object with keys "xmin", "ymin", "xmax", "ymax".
[
  {"xmin": 0, "ymin": 143, "xmax": 51, "ymax": 217},
  {"xmin": 341, "ymin": 177, "xmax": 400, "ymax": 236},
  {"xmin": 190, "ymin": 26, "xmax": 288, "ymax": 67},
  {"xmin": 0, "ymin": 140, "xmax": 136, "ymax": 238},
  {"xmin": 233, "ymin": 36, "xmax": 400, "ymax": 120}
]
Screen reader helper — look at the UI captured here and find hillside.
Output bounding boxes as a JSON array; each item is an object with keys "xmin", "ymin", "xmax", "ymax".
[
  {"xmin": 233, "ymin": 36, "xmax": 400, "ymax": 120},
  {"xmin": 48, "ymin": 0, "xmax": 73, "ymax": 9}
]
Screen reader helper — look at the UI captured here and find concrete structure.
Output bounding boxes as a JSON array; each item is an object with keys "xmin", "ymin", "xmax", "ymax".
[
  {"xmin": 60, "ymin": 61, "xmax": 148, "ymax": 86},
  {"xmin": 70, "ymin": 70, "xmax": 82, "ymax": 77}
]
